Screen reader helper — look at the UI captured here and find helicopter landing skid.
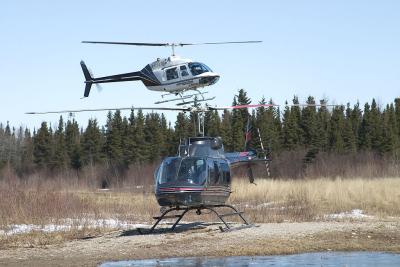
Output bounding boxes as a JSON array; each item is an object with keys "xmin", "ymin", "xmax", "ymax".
[
  {"xmin": 136, "ymin": 204, "xmax": 253, "ymax": 234},
  {"xmin": 154, "ymin": 90, "xmax": 213, "ymax": 105},
  {"xmin": 175, "ymin": 96, "xmax": 216, "ymax": 106}
]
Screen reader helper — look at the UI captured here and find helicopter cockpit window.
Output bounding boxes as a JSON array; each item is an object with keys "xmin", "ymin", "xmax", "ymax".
[
  {"xmin": 158, "ymin": 158, "xmax": 181, "ymax": 184},
  {"xmin": 189, "ymin": 62, "xmax": 212, "ymax": 76},
  {"xmin": 157, "ymin": 157, "xmax": 207, "ymax": 185},
  {"xmin": 180, "ymin": 65, "xmax": 189, "ymax": 77},
  {"xmin": 177, "ymin": 158, "xmax": 207, "ymax": 185},
  {"xmin": 166, "ymin": 67, "xmax": 179, "ymax": 80}
]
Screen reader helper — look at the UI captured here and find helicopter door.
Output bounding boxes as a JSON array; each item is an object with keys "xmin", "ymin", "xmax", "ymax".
[
  {"xmin": 179, "ymin": 65, "xmax": 190, "ymax": 79},
  {"xmin": 220, "ymin": 161, "xmax": 231, "ymax": 185},
  {"xmin": 208, "ymin": 159, "xmax": 222, "ymax": 186},
  {"xmin": 165, "ymin": 67, "xmax": 179, "ymax": 81}
]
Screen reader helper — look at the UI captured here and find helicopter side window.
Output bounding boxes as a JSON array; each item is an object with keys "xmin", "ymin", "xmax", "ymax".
[
  {"xmin": 180, "ymin": 65, "xmax": 189, "ymax": 77},
  {"xmin": 220, "ymin": 161, "xmax": 231, "ymax": 185},
  {"xmin": 209, "ymin": 160, "xmax": 220, "ymax": 185},
  {"xmin": 166, "ymin": 67, "xmax": 179, "ymax": 80}
]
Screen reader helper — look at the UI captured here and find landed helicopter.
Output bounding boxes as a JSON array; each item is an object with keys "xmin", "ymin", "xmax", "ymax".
[
  {"xmin": 80, "ymin": 41, "xmax": 261, "ymax": 105},
  {"xmin": 148, "ymin": 131, "xmax": 271, "ymax": 234}
]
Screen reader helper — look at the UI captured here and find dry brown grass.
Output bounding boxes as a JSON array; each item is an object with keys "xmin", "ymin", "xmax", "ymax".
[
  {"xmin": 1, "ymin": 176, "xmax": 400, "ymax": 227},
  {"xmin": 230, "ymin": 177, "xmax": 400, "ymax": 222},
  {"xmin": 1, "ymin": 175, "xmax": 399, "ymax": 249}
]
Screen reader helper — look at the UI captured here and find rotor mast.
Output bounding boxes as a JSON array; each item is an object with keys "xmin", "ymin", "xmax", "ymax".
[{"xmin": 171, "ymin": 43, "xmax": 176, "ymax": 56}]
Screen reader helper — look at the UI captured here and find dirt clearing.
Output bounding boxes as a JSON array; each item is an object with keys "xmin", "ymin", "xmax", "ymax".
[{"xmin": 1, "ymin": 221, "xmax": 399, "ymax": 267}]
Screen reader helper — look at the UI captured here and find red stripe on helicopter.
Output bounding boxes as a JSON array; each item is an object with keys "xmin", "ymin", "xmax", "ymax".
[{"xmin": 159, "ymin": 187, "xmax": 204, "ymax": 192}]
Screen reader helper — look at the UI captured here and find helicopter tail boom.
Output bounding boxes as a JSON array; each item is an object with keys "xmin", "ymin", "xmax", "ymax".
[{"xmin": 80, "ymin": 61, "xmax": 161, "ymax": 98}]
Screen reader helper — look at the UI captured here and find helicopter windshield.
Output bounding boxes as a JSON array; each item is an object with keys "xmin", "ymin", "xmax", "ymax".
[
  {"xmin": 188, "ymin": 62, "xmax": 212, "ymax": 76},
  {"xmin": 157, "ymin": 157, "xmax": 207, "ymax": 186}
]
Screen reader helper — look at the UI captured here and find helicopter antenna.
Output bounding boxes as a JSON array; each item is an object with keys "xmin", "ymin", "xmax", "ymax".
[{"xmin": 257, "ymin": 128, "xmax": 270, "ymax": 177}]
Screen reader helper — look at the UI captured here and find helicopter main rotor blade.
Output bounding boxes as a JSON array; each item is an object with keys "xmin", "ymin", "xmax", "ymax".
[
  {"xmin": 180, "ymin": 41, "xmax": 263, "ymax": 46},
  {"xmin": 82, "ymin": 41, "xmax": 170, "ymax": 46},
  {"xmin": 82, "ymin": 41, "xmax": 262, "ymax": 47},
  {"xmin": 26, "ymin": 106, "xmax": 190, "ymax": 115}
]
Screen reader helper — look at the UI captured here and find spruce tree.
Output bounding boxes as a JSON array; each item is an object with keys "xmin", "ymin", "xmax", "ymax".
[
  {"xmin": 52, "ymin": 116, "xmax": 67, "ymax": 170},
  {"xmin": 315, "ymin": 99, "xmax": 330, "ymax": 152},
  {"xmin": 81, "ymin": 118, "xmax": 103, "ymax": 166},
  {"xmin": 359, "ymin": 103, "xmax": 372, "ymax": 150},
  {"xmin": 231, "ymin": 96, "xmax": 246, "ymax": 151},
  {"xmin": 220, "ymin": 110, "xmax": 233, "ymax": 151},
  {"xmin": 282, "ymin": 103, "xmax": 295, "ymax": 150},
  {"xmin": 300, "ymin": 96, "xmax": 318, "ymax": 148},
  {"xmin": 65, "ymin": 118, "xmax": 81, "ymax": 170},
  {"xmin": 159, "ymin": 113, "xmax": 170, "ymax": 157},
  {"xmin": 256, "ymin": 97, "xmax": 280, "ymax": 154},
  {"xmin": 369, "ymin": 99, "xmax": 383, "ymax": 152},
  {"xmin": 144, "ymin": 112, "xmax": 163, "ymax": 162},
  {"xmin": 104, "ymin": 110, "xmax": 124, "ymax": 166},
  {"xmin": 134, "ymin": 109, "xmax": 148, "ymax": 163},
  {"xmin": 174, "ymin": 112, "xmax": 189, "ymax": 145},
  {"xmin": 328, "ymin": 106, "xmax": 345, "ymax": 153},
  {"xmin": 343, "ymin": 106, "xmax": 357, "ymax": 153},
  {"xmin": 381, "ymin": 104, "xmax": 399, "ymax": 155},
  {"xmin": 205, "ymin": 110, "xmax": 221, "ymax": 137},
  {"xmin": 20, "ymin": 128, "xmax": 34, "ymax": 174},
  {"xmin": 282, "ymin": 97, "xmax": 302, "ymax": 150},
  {"xmin": 395, "ymin": 98, "xmax": 400, "ymax": 137},
  {"xmin": 350, "ymin": 102, "xmax": 362, "ymax": 149},
  {"xmin": 33, "ymin": 122, "xmax": 52, "ymax": 169},
  {"xmin": 123, "ymin": 110, "xmax": 137, "ymax": 165}
]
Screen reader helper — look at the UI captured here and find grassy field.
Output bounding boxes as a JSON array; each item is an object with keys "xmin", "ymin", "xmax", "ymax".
[
  {"xmin": 1, "ymin": 176, "xmax": 399, "ymax": 248},
  {"xmin": 231, "ymin": 177, "xmax": 400, "ymax": 222}
]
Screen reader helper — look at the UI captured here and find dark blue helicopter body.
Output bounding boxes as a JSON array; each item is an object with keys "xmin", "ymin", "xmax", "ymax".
[{"xmin": 154, "ymin": 136, "xmax": 262, "ymax": 207}]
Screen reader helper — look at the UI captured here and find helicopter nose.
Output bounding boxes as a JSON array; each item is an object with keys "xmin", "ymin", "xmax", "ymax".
[{"xmin": 200, "ymin": 74, "xmax": 220, "ymax": 85}]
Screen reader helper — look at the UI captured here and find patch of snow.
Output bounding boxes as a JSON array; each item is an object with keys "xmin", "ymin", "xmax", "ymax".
[
  {"xmin": 0, "ymin": 219, "xmax": 149, "ymax": 236},
  {"xmin": 325, "ymin": 209, "xmax": 373, "ymax": 220}
]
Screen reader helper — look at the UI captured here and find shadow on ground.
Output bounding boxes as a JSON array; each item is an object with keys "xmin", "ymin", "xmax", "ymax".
[{"xmin": 119, "ymin": 221, "xmax": 221, "ymax": 236}]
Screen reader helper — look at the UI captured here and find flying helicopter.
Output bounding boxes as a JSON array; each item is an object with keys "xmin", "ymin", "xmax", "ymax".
[{"xmin": 80, "ymin": 40, "xmax": 262, "ymax": 105}]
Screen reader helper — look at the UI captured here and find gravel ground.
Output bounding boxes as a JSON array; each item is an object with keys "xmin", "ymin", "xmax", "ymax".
[{"xmin": 0, "ymin": 221, "xmax": 399, "ymax": 267}]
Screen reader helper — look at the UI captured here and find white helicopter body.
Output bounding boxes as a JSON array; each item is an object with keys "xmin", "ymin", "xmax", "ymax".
[{"xmin": 80, "ymin": 41, "xmax": 260, "ymax": 104}]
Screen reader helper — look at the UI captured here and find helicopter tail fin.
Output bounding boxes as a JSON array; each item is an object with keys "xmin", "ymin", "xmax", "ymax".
[{"xmin": 80, "ymin": 60, "xmax": 93, "ymax": 98}]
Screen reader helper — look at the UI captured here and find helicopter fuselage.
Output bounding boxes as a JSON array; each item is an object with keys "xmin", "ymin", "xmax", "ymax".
[
  {"xmin": 145, "ymin": 56, "xmax": 220, "ymax": 94},
  {"xmin": 80, "ymin": 55, "xmax": 220, "ymax": 98},
  {"xmin": 154, "ymin": 137, "xmax": 259, "ymax": 207}
]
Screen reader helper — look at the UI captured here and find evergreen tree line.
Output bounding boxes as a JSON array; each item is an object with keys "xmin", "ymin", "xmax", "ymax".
[{"xmin": 1, "ymin": 89, "xmax": 400, "ymax": 177}]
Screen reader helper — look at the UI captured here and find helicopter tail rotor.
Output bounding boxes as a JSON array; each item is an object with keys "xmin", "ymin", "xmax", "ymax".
[{"xmin": 80, "ymin": 60, "xmax": 93, "ymax": 98}]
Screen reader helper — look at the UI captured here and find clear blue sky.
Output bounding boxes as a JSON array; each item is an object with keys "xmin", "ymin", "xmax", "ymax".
[{"xmin": 2, "ymin": 0, "xmax": 400, "ymax": 130}]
